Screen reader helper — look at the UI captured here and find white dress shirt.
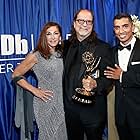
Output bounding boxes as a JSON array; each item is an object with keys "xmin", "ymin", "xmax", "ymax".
[
  {"xmin": 118, "ymin": 36, "xmax": 136, "ymax": 82},
  {"xmin": 118, "ymin": 36, "xmax": 136, "ymax": 71}
]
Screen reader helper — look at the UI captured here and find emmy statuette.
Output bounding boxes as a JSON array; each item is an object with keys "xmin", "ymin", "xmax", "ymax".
[{"xmin": 72, "ymin": 51, "xmax": 101, "ymax": 104}]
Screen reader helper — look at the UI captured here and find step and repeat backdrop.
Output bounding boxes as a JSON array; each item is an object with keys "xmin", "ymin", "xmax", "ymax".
[{"xmin": 0, "ymin": 0, "xmax": 140, "ymax": 139}]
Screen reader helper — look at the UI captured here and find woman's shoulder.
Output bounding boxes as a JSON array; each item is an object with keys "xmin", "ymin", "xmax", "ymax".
[{"xmin": 25, "ymin": 51, "xmax": 38, "ymax": 63}]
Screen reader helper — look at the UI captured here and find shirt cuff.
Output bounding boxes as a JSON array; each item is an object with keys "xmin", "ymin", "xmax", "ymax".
[{"xmin": 119, "ymin": 71, "xmax": 123, "ymax": 83}]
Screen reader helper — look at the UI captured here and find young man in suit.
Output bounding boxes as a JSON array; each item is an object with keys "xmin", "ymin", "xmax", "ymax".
[
  {"xmin": 63, "ymin": 9, "xmax": 112, "ymax": 140},
  {"xmin": 104, "ymin": 13, "xmax": 140, "ymax": 140}
]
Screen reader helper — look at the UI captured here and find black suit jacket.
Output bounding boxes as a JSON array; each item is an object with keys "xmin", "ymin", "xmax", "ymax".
[
  {"xmin": 63, "ymin": 37, "xmax": 113, "ymax": 123},
  {"xmin": 113, "ymin": 38, "xmax": 140, "ymax": 128}
]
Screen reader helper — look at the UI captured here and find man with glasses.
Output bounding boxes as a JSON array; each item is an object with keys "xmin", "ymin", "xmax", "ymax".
[{"xmin": 63, "ymin": 9, "xmax": 112, "ymax": 140}]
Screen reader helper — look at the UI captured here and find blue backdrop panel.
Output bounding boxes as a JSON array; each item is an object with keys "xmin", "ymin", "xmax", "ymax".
[{"xmin": 0, "ymin": 0, "xmax": 140, "ymax": 140}]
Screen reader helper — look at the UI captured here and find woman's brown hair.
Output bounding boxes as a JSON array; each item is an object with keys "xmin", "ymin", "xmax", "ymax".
[{"xmin": 34, "ymin": 22, "xmax": 63, "ymax": 59}]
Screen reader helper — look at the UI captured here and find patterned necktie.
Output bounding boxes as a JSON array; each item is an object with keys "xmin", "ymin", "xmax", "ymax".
[{"xmin": 118, "ymin": 44, "xmax": 131, "ymax": 51}]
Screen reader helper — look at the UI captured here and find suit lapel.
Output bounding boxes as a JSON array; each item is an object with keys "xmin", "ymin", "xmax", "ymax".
[
  {"xmin": 128, "ymin": 39, "xmax": 140, "ymax": 67},
  {"xmin": 65, "ymin": 45, "xmax": 79, "ymax": 74},
  {"xmin": 78, "ymin": 63, "xmax": 85, "ymax": 80},
  {"xmin": 114, "ymin": 48, "xmax": 119, "ymax": 65},
  {"xmin": 115, "ymin": 51, "xmax": 119, "ymax": 65}
]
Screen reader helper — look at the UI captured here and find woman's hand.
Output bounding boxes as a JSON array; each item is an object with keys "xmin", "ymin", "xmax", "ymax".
[{"xmin": 33, "ymin": 87, "xmax": 53, "ymax": 102}]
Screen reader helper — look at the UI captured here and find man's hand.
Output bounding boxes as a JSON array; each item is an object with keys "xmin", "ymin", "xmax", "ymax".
[
  {"xmin": 104, "ymin": 64, "xmax": 122, "ymax": 80},
  {"xmin": 82, "ymin": 76, "xmax": 97, "ymax": 91}
]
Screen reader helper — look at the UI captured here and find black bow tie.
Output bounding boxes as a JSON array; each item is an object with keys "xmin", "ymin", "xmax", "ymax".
[{"xmin": 118, "ymin": 44, "xmax": 131, "ymax": 51}]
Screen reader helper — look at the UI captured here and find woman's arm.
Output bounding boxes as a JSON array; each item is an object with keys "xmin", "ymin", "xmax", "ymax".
[{"xmin": 12, "ymin": 53, "xmax": 53, "ymax": 101}]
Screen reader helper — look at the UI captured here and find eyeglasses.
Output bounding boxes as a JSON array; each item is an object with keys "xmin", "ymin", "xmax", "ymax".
[{"xmin": 76, "ymin": 19, "xmax": 93, "ymax": 25}]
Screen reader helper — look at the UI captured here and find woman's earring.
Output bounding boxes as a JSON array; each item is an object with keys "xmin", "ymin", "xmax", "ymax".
[{"xmin": 59, "ymin": 38, "xmax": 62, "ymax": 45}]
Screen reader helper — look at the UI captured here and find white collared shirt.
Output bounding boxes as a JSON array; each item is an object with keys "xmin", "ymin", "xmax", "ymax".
[{"xmin": 118, "ymin": 36, "xmax": 136, "ymax": 72}]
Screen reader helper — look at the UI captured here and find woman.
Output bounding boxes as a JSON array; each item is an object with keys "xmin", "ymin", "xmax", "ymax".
[{"xmin": 12, "ymin": 22, "xmax": 67, "ymax": 140}]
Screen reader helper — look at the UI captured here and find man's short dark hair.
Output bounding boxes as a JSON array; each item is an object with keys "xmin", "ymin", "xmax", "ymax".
[{"xmin": 113, "ymin": 13, "xmax": 133, "ymax": 23}]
